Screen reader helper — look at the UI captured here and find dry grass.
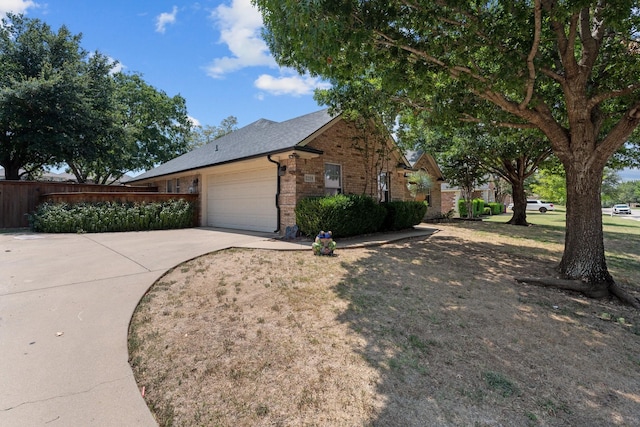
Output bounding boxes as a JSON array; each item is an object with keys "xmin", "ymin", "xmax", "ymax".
[{"xmin": 129, "ymin": 221, "xmax": 640, "ymax": 427}]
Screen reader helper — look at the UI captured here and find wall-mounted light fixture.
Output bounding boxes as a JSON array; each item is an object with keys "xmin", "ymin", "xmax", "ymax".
[
  {"xmin": 279, "ymin": 165, "xmax": 287, "ymax": 176},
  {"xmin": 289, "ymin": 152, "xmax": 300, "ymax": 159}
]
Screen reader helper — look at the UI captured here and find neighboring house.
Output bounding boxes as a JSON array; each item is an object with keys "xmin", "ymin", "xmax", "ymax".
[
  {"xmin": 440, "ymin": 179, "xmax": 501, "ymax": 214},
  {"xmin": 130, "ymin": 109, "xmax": 445, "ymax": 233}
]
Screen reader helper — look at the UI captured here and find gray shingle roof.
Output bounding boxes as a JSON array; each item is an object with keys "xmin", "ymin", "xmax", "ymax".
[{"xmin": 131, "ymin": 109, "xmax": 337, "ymax": 181}]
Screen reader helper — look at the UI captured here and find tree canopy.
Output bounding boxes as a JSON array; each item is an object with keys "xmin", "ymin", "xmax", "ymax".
[
  {"xmin": 0, "ymin": 13, "xmax": 192, "ymax": 183},
  {"xmin": 66, "ymin": 72, "xmax": 192, "ymax": 184},
  {"xmin": 188, "ymin": 116, "xmax": 239, "ymax": 150},
  {"xmin": 255, "ymin": 0, "xmax": 640, "ymax": 304},
  {"xmin": 0, "ymin": 13, "xmax": 114, "ymax": 180}
]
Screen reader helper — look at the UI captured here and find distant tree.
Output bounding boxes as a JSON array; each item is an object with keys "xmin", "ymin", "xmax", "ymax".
[
  {"xmin": 616, "ymin": 181, "xmax": 640, "ymax": 205},
  {"xmin": 66, "ymin": 72, "xmax": 192, "ymax": 184},
  {"xmin": 398, "ymin": 114, "xmax": 552, "ymax": 225},
  {"xmin": 0, "ymin": 13, "xmax": 114, "ymax": 180},
  {"xmin": 431, "ymin": 132, "xmax": 487, "ymax": 219},
  {"xmin": 188, "ymin": 116, "xmax": 238, "ymax": 150},
  {"xmin": 530, "ymin": 168, "xmax": 567, "ymax": 205},
  {"xmin": 406, "ymin": 170, "xmax": 432, "ymax": 200},
  {"xmin": 601, "ymin": 169, "xmax": 622, "ymax": 207}
]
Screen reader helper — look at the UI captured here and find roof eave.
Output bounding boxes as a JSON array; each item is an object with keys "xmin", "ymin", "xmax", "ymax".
[{"xmin": 128, "ymin": 146, "xmax": 324, "ymax": 183}]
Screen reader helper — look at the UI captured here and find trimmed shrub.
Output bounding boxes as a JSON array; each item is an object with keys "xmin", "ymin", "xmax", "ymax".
[
  {"xmin": 458, "ymin": 199, "xmax": 469, "ymax": 217},
  {"xmin": 459, "ymin": 199, "xmax": 489, "ymax": 218},
  {"xmin": 295, "ymin": 194, "xmax": 386, "ymax": 238},
  {"xmin": 472, "ymin": 199, "xmax": 485, "ymax": 217},
  {"xmin": 29, "ymin": 200, "xmax": 194, "ymax": 233},
  {"xmin": 487, "ymin": 202, "xmax": 504, "ymax": 215},
  {"xmin": 381, "ymin": 201, "xmax": 428, "ymax": 231}
]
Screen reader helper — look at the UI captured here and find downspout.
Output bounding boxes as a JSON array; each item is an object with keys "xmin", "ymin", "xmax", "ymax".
[{"xmin": 267, "ymin": 155, "xmax": 281, "ymax": 233}]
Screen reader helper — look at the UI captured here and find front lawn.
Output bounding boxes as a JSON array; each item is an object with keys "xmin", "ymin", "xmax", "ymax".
[{"xmin": 129, "ymin": 217, "xmax": 640, "ymax": 426}]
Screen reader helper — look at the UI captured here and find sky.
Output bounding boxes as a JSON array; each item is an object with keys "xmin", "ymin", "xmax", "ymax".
[{"xmin": 0, "ymin": 0, "xmax": 329, "ymax": 129}]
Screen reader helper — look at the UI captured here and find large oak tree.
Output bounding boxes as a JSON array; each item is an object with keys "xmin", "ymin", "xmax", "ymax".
[
  {"xmin": 1, "ymin": 14, "xmax": 192, "ymax": 184},
  {"xmin": 255, "ymin": 0, "xmax": 640, "ymax": 305},
  {"xmin": 0, "ymin": 13, "xmax": 114, "ymax": 180}
]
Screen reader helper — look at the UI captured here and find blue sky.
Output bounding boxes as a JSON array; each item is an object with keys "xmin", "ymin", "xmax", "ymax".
[{"xmin": 1, "ymin": 0, "xmax": 328, "ymax": 128}]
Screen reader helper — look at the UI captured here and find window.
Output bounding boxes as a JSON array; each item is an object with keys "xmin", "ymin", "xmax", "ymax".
[
  {"xmin": 324, "ymin": 163, "xmax": 342, "ymax": 195},
  {"xmin": 175, "ymin": 179, "xmax": 180, "ymax": 193},
  {"xmin": 425, "ymin": 188, "xmax": 431, "ymax": 206},
  {"xmin": 378, "ymin": 172, "xmax": 390, "ymax": 202},
  {"xmin": 166, "ymin": 179, "xmax": 173, "ymax": 193}
]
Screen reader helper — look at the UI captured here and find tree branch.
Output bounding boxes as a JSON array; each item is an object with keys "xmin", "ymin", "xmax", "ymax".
[
  {"xmin": 596, "ymin": 102, "xmax": 640, "ymax": 160},
  {"xmin": 520, "ymin": 0, "xmax": 543, "ymax": 110},
  {"xmin": 588, "ymin": 83, "xmax": 640, "ymax": 110},
  {"xmin": 459, "ymin": 115, "xmax": 538, "ymax": 129}
]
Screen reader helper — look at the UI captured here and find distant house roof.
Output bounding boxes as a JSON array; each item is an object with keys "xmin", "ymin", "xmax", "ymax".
[
  {"xmin": 130, "ymin": 109, "xmax": 338, "ymax": 182},
  {"xmin": 406, "ymin": 150, "xmax": 445, "ymax": 181},
  {"xmin": 0, "ymin": 167, "xmax": 77, "ymax": 182}
]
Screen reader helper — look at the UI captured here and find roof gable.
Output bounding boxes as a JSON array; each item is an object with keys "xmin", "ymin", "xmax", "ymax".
[{"xmin": 131, "ymin": 109, "xmax": 337, "ymax": 181}]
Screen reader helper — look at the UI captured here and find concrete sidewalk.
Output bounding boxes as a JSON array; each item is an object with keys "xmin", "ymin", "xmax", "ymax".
[{"xmin": 0, "ymin": 226, "xmax": 435, "ymax": 426}]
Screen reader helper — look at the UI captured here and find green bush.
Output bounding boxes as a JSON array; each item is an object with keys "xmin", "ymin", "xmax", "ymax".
[
  {"xmin": 458, "ymin": 199, "xmax": 489, "ymax": 218},
  {"xmin": 381, "ymin": 201, "xmax": 428, "ymax": 231},
  {"xmin": 487, "ymin": 202, "xmax": 504, "ymax": 215},
  {"xmin": 29, "ymin": 200, "xmax": 194, "ymax": 233},
  {"xmin": 295, "ymin": 194, "xmax": 386, "ymax": 238},
  {"xmin": 473, "ymin": 199, "xmax": 485, "ymax": 217},
  {"xmin": 458, "ymin": 199, "xmax": 471, "ymax": 217}
]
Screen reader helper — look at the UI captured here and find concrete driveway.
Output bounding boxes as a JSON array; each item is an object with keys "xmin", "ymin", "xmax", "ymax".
[
  {"xmin": 0, "ymin": 225, "xmax": 435, "ymax": 426},
  {"xmin": 0, "ymin": 228, "xmax": 281, "ymax": 426}
]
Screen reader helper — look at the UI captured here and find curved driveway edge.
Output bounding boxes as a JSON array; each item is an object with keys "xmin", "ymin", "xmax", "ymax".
[{"xmin": 0, "ymin": 226, "xmax": 435, "ymax": 426}]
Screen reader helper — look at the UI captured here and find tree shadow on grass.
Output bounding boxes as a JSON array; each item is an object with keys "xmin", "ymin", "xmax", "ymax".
[{"xmin": 331, "ymin": 232, "xmax": 640, "ymax": 426}]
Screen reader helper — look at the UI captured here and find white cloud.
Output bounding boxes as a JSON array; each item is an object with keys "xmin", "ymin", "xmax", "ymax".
[
  {"xmin": 155, "ymin": 6, "xmax": 178, "ymax": 34},
  {"xmin": 110, "ymin": 61, "xmax": 124, "ymax": 74},
  {"xmin": 205, "ymin": 0, "xmax": 276, "ymax": 78},
  {"xmin": 0, "ymin": 0, "xmax": 37, "ymax": 17},
  {"xmin": 188, "ymin": 116, "xmax": 201, "ymax": 127},
  {"xmin": 254, "ymin": 73, "xmax": 331, "ymax": 97}
]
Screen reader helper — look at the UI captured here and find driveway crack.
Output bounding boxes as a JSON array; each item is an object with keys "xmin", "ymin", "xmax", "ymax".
[
  {"xmin": 1, "ymin": 375, "xmax": 134, "ymax": 412},
  {"xmin": 81, "ymin": 235, "xmax": 152, "ymax": 272}
]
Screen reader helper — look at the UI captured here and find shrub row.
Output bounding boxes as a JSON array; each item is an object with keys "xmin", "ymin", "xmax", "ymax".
[
  {"xmin": 458, "ymin": 199, "xmax": 505, "ymax": 217},
  {"xmin": 29, "ymin": 200, "xmax": 194, "ymax": 233},
  {"xmin": 295, "ymin": 194, "xmax": 427, "ymax": 238},
  {"xmin": 487, "ymin": 202, "xmax": 505, "ymax": 215},
  {"xmin": 458, "ymin": 198, "xmax": 486, "ymax": 217}
]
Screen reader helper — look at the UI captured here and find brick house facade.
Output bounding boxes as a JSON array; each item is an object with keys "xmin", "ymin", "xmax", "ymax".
[{"xmin": 130, "ymin": 110, "xmax": 444, "ymax": 233}]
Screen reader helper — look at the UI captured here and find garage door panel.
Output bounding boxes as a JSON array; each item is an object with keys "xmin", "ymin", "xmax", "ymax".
[{"xmin": 206, "ymin": 167, "xmax": 277, "ymax": 232}]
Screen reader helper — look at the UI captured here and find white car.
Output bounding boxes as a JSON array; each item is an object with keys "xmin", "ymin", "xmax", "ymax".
[
  {"xmin": 612, "ymin": 204, "xmax": 632, "ymax": 214},
  {"xmin": 508, "ymin": 200, "xmax": 555, "ymax": 213}
]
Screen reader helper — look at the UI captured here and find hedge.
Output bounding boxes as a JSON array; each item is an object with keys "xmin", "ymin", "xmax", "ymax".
[
  {"xmin": 381, "ymin": 201, "xmax": 428, "ymax": 231},
  {"xmin": 29, "ymin": 200, "xmax": 194, "ymax": 233}
]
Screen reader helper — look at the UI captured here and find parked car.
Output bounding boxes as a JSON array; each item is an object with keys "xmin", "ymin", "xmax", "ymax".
[
  {"xmin": 508, "ymin": 200, "xmax": 555, "ymax": 213},
  {"xmin": 612, "ymin": 204, "xmax": 632, "ymax": 214}
]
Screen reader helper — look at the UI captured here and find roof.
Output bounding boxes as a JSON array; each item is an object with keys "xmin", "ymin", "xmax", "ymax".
[
  {"xmin": 406, "ymin": 150, "xmax": 445, "ymax": 181},
  {"xmin": 131, "ymin": 109, "xmax": 338, "ymax": 182}
]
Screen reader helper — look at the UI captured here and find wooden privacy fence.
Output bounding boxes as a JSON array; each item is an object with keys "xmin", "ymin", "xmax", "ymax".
[{"xmin": 0, "ymin": 181, "xmax": 163, "ymax": 229}]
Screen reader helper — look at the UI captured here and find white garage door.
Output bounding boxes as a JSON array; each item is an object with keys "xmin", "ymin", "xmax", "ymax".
[{"xmin": 206, "ymin": 166, "xmax": 277, "ymax": 232}]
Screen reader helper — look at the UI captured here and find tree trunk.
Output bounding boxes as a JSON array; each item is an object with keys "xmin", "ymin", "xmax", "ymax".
[
  {"xmin": 506, "ymin": 179, "xmax": 528, "ymax": 226},
  {"xmin": 1, "ymin": 163, "xmax": 21, "ymax": 180},
  {"xmin": 559, "ymin": 162, "xmax": 613, "ymax": 297}
]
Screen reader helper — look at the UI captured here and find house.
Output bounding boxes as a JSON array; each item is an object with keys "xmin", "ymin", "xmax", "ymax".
[
  {"xmin": 440, "ymin": 179, "xmax": 504, "ymax": 214},
  {"xmin": 129, "ymin": 109, "xmax": 444, "ymax": 233}
]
